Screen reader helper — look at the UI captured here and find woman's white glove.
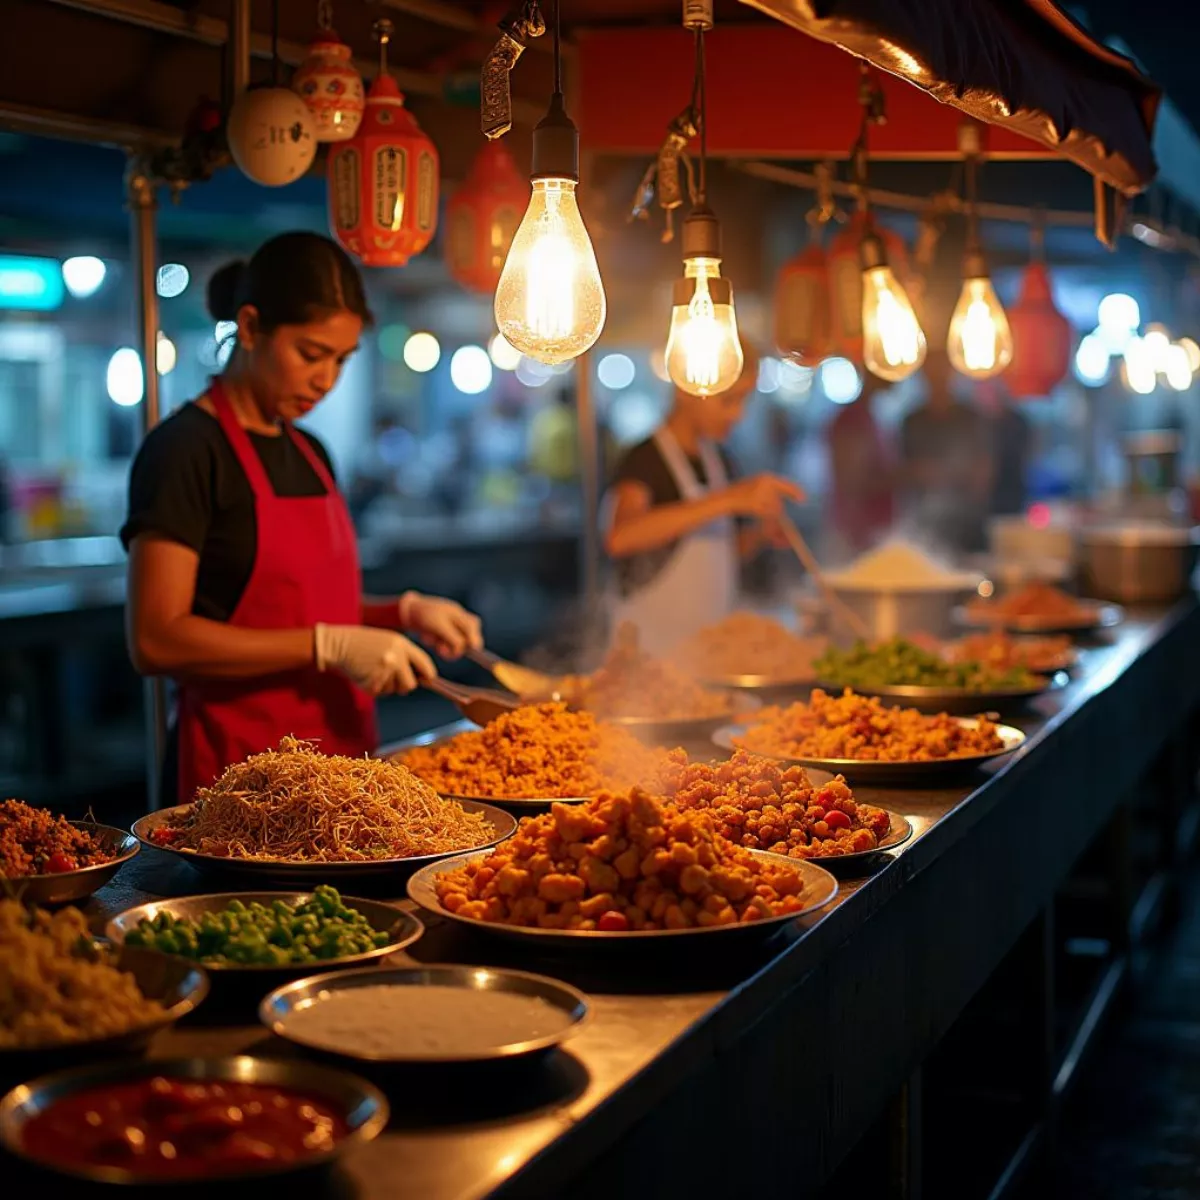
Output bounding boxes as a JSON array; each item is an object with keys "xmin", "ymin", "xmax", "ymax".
[
  {"xmin": 314, "ymin": 624, "xmax": 436, "ymax": 695},
  {"xmin": 399, "ymin": 591, "xmax": 484, "ymax": 659}
]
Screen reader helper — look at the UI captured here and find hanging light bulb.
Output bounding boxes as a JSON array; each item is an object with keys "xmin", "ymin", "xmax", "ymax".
[
  {"xmin": 661, "ymin": 8, "xmax": 742, "ymax": 396},
  {"xmin": 860, "ymin": 229, "xmax": 925, "ymax": 382},
  {"xmin": 664, "ymin": 208, "xmax": 743, "ymax": 395},
  {"xmin": 947, "ymin": 249, "xmax": 1014, "ymax": 379},
  {"xmin": 946, "ymin": 136, "xmax": 1012, "ymax": 380},
  {"xmin": 493, "ymin": 0, "xmax": 605, "ymax": 365}
]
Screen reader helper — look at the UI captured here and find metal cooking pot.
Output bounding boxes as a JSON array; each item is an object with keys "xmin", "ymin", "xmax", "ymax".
[
  {"xmin": 816, "ymin": 579, "xmax": 983, "ymax": 642},
  {"xmin": 1081, "ymin": 524, "xmax": 1199, "ymax": 605}
]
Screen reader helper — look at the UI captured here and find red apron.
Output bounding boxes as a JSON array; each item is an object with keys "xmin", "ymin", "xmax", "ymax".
[{"xmin": 175, "ymin": 381, "xmax": 378, "ymax": 801}]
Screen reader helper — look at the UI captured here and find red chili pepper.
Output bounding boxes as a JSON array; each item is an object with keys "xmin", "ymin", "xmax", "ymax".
[
  {"xmin": 45, "ymin": 852, "xmax": 77, "ymax": 873},
  {"xmin": 597, "ymin": 911, "xmax": 630, "ymax": 932},
  {"xmin": 824, "ymin": 810, "xmax": 852, "ymax": 830}
]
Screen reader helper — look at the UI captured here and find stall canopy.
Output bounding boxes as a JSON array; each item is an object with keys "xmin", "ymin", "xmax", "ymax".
[{"xmin": 739, "ymin": 0, "xmax": 1159, "ymax": 194}]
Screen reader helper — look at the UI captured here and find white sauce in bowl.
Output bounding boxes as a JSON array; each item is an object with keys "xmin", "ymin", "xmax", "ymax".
[{"xmin": 283, "ymin": 983, "xmax": 575, "ymax": 1059}]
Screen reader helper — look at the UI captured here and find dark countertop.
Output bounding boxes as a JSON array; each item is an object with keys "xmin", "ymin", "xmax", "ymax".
[{"xmin": 23, "ymin": 601, "xmax": 1200, "ymax": 1199}]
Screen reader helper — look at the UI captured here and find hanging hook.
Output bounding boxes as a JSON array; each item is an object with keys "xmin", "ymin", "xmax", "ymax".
[{"xmin": 373, "ymin": 16, "xmax": 394, "ymax": 78}]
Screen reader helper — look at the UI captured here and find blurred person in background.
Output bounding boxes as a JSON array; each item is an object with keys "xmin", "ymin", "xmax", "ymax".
[
  {"xmin": 825, "ymin": 373, "xmax": 896, "ymax": 561},
  {"xmin": 347, "ymin": 413, "xmax": 415, "ymax": 526},
  {"xmin": 529, "ymin": 384, "xmax": 579, "ymax": 485},
  {"xmin": 982, "ymin": 383, "xmax": 1033, "ymax": 518},
  {"xmin": 604, "ymin": 339, "xmax": 803, "ymax": 654},
  {"xmin": 899, "ymin": 349, "xmax": 993, "ymax": 555}
]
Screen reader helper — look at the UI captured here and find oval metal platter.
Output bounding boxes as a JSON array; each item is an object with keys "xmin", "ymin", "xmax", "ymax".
[
  {"xmin": 954, "ymin": 600, "xmax": 1124, "ymax": 636},
  {"xmin": 712, "ymin": 720, "xmax": 1027, "ymax": 785},
  {"xmin": 810, "ymin": 672, "xmax": 1066, "ymax": 716},
  {"xmin": 131, "ymin": 800, "xmax": 516, "ymax": 888},
  {"xmin": 406, "ymin": 849, "xmax": 838, "ymax": 948}
]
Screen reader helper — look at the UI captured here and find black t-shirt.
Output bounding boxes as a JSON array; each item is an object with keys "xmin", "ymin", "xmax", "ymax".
[
  {"xmin": 120, "ymin": 403, "xmax": 337, "ymax": 622},
  {"xmin": 609, "ymin": 436, "xmax": 738, "ymax": 598}
]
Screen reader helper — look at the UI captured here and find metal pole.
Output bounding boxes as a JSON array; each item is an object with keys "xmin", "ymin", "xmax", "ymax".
[
  {"xmin": 575, "ymin": 351, "xmax": 601, "ymax": 618},
  {"xmin": 228, "ymin": 0, "xmax": 251, "ymax": 104},
  {"xmin": 128, "ymin": 160, "xmax": 168, "ymax": 809}
]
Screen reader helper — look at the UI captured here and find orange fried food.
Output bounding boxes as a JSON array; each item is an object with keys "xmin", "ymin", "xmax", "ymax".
[
  {"xmin": 948, "ymin": 633, "xmax": 1073, "ymax": 674},
  {"xmin": 433, "ymin": 788, "xmax": 819, "ymax": 930},
  {"xmin": 660, "ymin": 750, "xmax": 891, "ymax": 859},
  {"xmin": 669, "ymin": 612, "xmax": 825, "ymax": 682},
  {"xmin": 400, "ymin": 703, "xmax": 674, "ymax": 799},
  {"xmin": 736, "ymin": 688, "xmax": 1005, "ymax": 762},
  {"xmin": 0, "ymin": 800, "xmax": 115, "ymax": 877},
  {"xmin": 565, "ymin": 623, "xmax": 731, "ymax": 720},
  {"xmin": 967, "ymin": 582, "xmax": 1092, "ymax": 623}
]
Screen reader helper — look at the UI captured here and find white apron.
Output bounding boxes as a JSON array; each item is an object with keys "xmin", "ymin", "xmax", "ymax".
[{"xmin": 612, "ymin": 427, "xmax": 738, "ymax": 656}]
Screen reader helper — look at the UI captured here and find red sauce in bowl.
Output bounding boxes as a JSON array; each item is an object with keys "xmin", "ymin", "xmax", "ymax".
[{"xmin": 21, "ymin": 1076, "xmax": 348, "ymax": 1179}]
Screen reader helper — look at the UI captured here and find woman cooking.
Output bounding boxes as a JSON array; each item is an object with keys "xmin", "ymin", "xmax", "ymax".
[
  {"xmin": 604, "ymin": 341, "xmax": 804, "ymax": 654},
  {"xmin": 121, "ymin": 232, "xmax": 483, "ymax": 802}
]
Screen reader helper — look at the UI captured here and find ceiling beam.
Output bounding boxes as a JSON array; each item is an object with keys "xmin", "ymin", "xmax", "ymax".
[
  {"xmin": 41, "ymin": 0, "xmax": 542, "ymax": 122},
  {"xmin": 373, "ymin": 0, "xmax": 574, "ymax": 58}
]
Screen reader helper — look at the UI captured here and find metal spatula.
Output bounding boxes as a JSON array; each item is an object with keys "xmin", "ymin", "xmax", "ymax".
[
  {"xmin": 466, "ymin": 648, "xmax": 563, "ymax": 700},
  {"xmin": 421, "ymin": 677, "xmax": 522, "ymax": 727}
]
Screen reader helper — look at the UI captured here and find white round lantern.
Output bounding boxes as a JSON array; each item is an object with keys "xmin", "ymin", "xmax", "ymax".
[{"xmin": 227, "ymin": 87, "xmax": 317, "ymax": 187}]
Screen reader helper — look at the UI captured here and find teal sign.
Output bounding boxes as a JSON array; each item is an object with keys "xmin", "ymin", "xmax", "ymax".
[{"xmin": 0, "ymin": 256, "xmax": 64, "ymax": 311}]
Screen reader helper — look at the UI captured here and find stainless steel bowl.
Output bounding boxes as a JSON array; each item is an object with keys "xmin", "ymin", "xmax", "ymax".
[
  {"xmin": 0, "ymin": 944, "xmax": 209, "ymax": 1071},
  {"xmin": 1081, "ymin": 524, "xmax": 1200, "ymax": 604},
  {"xmin": 0, "ymin": 1055, "xmax": 388, "ymax": 1185},
  {"xmin": 105, "ymin": 892, "xmax": 423, "ymax": 978},
  {"xmin": 2, "ymin": 822, "xmax": 139, "ymax": 906},
  {"xmin": 260, "ymin": 964, "xmax": 590, "ymax": 1064},
  {"xmin": 810, "ymin": 579, "xmax": 985, "ymax": 642}
]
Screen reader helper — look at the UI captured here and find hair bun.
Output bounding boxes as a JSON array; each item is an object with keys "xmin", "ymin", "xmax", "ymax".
[{"xmin": 206, "ymin": 259, "xmax": 248, "ymax": 322}]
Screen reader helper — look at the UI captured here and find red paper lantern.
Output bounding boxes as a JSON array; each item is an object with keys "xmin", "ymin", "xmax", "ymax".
[
  {"xmin": 445, "ymin": 140, "xmax": 528, "ymax": 294},
  {"xmin": 827, "ymin": 213, "xmax": 912, "ymax": 363},
  {"xmin": 774, "ymin": 243, "xmax": 832, "ymax": 365},
  {"xmin": 1006, "ymin": 262, "xmax": 1073, "ymax": 398},
  {"xmin": 327, "ymin": 73, "xmax": 439, "ymax": 267}
]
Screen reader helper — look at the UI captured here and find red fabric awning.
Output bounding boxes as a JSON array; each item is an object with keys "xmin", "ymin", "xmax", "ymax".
[{"xmin": 738, "ymin": 0, "xmax": 1159, "ymax": 194}]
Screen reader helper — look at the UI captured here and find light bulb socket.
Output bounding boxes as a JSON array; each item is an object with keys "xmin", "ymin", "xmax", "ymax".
[
  {"xmin": 962, "ymin": 244, "xmax": 989, "ymax": 281},
  {"xmin": 531, "ymin": 91, "xmax": 579, "ymax": 181},
  {"xmin": 859, "ymin": 230, "xmax": 889, "ymax": 273},
  {"xmin": 681, "ymin": 205, "xmax": 722, "ymax": 261}
]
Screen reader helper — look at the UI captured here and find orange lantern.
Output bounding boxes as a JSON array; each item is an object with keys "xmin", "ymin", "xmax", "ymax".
[
  {"xmin": 445, "ymin": 140, "xmax": 528, "ymax": 294},
  {"xmin": 327, "ymin": 72, "xmax": 439, "ymax": 267},
  {"xmin": 1006, "ymin": 262, "xmax": 1073, "ymax": 398},
  {"xmin": 827, "ymin": 213, "xmax": 912, "ymax": 363},
  {"xmin": 774, "ymin": 242, "xmax": 832, "ymax": 365}
]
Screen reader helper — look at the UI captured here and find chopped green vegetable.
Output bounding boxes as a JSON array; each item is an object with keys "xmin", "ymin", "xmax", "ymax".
[
  {"xmin": 815, "ymin": 639, "xmax": 1041, "ymax": 692},
  {"xmin": 125, "ymin": 886, "xmax": 390, "ymax": 967}
]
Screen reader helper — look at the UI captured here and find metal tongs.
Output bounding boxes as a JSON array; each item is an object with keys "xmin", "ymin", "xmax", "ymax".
[{"xmin": 420, "ymin": 676, "xmax": 522, "ymax": 727}]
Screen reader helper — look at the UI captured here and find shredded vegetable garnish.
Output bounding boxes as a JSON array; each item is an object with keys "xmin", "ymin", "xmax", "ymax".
[{"xmin": 156, "ymin": 737, "xmax": 492, "ymax": 862}]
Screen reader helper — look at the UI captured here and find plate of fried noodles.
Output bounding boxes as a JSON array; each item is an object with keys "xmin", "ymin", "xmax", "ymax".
[{"xmin": 133, "ymin": 738, "xmax": 516, "ymax": 887}]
